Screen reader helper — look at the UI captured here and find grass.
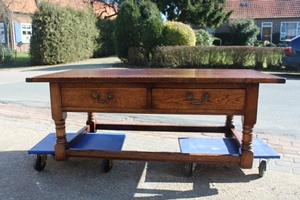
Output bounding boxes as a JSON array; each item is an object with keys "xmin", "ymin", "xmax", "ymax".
[
  {"xmin": 13, "ymin": 53, "xmax": 30, "ymax": 62},
  {"xmin": 1, "ymin": 53, "xmax": 31, "ymax": 68}
]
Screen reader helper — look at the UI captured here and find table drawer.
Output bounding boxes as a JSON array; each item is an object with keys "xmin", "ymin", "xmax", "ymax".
[
  {"xmin": 152, "ymin": 89, "xmax": 245, "ymax": 110},
  {"xmin": 61, "ymin": 88, "xmax": 147, "ymax": 109}
]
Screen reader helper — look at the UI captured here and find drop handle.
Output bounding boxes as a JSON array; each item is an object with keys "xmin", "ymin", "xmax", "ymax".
[
  {"xmin": 187, "ymin": 93, "xmax": 209, "ymax": 105},
  {"xmin": 92, "ymin": 92, "xmax": 113, "ymax": 103}
]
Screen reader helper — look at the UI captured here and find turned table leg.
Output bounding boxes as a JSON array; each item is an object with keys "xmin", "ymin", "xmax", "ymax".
[
  {"xmin": 240, "ymin": 84, "xmax": 259, "ymax": 169},
  {"xmin": 225, "ymin": 115, "xmax": 235, "ymax": 137},
  {"xmin": 240, "ymin": 123, "xmax": 255, "ymax": 168},
  {"xmin": 87, "ymin": 112, "xmax": 97, "ymax": 133},
  {"xmin": 50, "ymin": 83, "xmax": 68, "ymax": 161},
  {"xmin": 53, "ymin": 113, "xmax": 67, "ymax": 161}
]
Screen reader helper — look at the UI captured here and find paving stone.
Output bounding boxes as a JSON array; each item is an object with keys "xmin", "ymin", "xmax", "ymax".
[
  {"xmin": 292, "ymin": 168, "xmax": 300, "ymax": 175},
  {"xmin": 277, "ymin": 140, "xmax": 292, "ymax": 146},
  {"xmin": 279, "ymin": 137, "xmax": 296, "ymax": 142},
  {"xmin": 283, "ymin": 154, "xmax": 300, "ymax": 159},
  {"xmin": 292, "ymin": 142, "xmax": 300, "ymax": 148},
  {"xmin": 257, "ymin": 134, "xmax": 280, "ymax": 141},
  {"xmin": 267, "ymin": 140, "xmax": 293, "ymax": 148},
  {"xmin": 294, "ymin": 158, "xmax": 300, "ymax": 163},
  {"xmin": 282, "ymin": 145, "xmax": 300, "ymax": 151},
  {"xmin": 275, "ymin": 160, "xmax": 300, "ymax": 168},
  {"xmin": 266, "ymin": 140, "xmax": 281, "ymax": 145},
  {"xmin": 279, "ymin": 157, "xmax": 293, "ymax": 162},
  {"xmin": 268, "ymin": 164, "xmax": 292, "ymax": 174},
  {"xmin": 277, "ymin": 149, "xmax": 299, "ymax": 155}
]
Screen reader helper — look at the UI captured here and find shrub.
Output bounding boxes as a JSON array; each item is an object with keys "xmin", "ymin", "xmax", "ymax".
[
  {"xmin": 162, "ymin": 21, "xmax": 196, "ymax": 46},
  {"xmin": 195, "ymin": 29, "xmax": 214, "ymax": 46},
  {"xmin": 229, "ymin": 18, "xmax": 260, "ymax": 46},
  {"xmin": 30, "ymin": 2, "xmax": 98, "ymax": 65},
  {"xmin": 114, "ymin": 1, "xmax": 141, "ymax": 61},
  {"xmin": 0, "ymin": 44, "xmax": 13, "ymax": 64},
  {"xmin": 94, "ymin": 19, "xmax": 116, "ymax": 57},
  {"xmin": 139, "ymin": 1, "xmax": 163, "ymax": 54}
]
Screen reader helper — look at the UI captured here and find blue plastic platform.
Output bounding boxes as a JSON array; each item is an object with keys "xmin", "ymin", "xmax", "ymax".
[
  {"xmin": 179, "ymin": 137, "xmax": 280, "ymax": 159},
  {"xmin": 28, "ymin": 133, "xmax": 126, "ymax": 155}
]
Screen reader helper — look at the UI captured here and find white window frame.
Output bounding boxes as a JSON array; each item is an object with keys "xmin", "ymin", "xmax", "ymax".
[
  {"xmin": 0, "ymin": 22, "xmax": 5, "ymax": 43},
  {"xmin": 280, "ymin": 22, "xmax": 300, "ymax": 41},
  {"xmin": 21, "ymin": 23, "xmax": 32, "ymax": 43}
]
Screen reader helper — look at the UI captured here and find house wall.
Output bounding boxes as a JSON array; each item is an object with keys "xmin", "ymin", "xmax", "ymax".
[
  {"xmin": 255, "ymin": 18, "xmax": 300, "ymax": 44},
  {"xmin": 11, "ymin": 12, "xmax": 33, "ymax": 53},
  {"xmin": 0, "ymin": 11, "xmax": 33, "ymax": 53},
  {"xmin": 215, "ymin": 17, "xmax": 300, "ymax": 45}
]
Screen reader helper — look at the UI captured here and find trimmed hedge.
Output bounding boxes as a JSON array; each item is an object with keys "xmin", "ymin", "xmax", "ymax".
[
  {"xmin": 151, "ymin": 46, "xmax": 284, "ymax": 69},
  {"xmin": 30, "ymin": 2, "xmax": 98, "ymax": 65}
]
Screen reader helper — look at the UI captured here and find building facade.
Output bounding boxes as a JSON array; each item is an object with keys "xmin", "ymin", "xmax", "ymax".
[
  {"xmin": 215, "ymin": 0, "xmax": 300, "ymax": 44},
  {"xmin": 0, "ymin": 0, "xmax": 116, "ymax": 53}
]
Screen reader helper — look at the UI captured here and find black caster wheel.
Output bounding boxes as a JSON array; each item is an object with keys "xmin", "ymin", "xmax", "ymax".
[
  {"xmin": 101, "ymin": 159, "xmax": 114, "ymax": 173},
  {"xmin": 184, "ymin": 163, "xmax": 195, "ymax": 177},
  {"xmin": 259, "ymin": 160, "xmax": 267, "ymax": 177},
  {"xmin": 33, "ymin": 155, "xmax": 47, "ymax": 172}
]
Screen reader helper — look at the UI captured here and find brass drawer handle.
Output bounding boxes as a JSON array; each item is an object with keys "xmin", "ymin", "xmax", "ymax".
[
  {"xmin": 92, "ymin": 92, "xmax": 113, "ymax": 103},
  {"xmin": 187, "ymin": 93, "xmax": 209, "ymax": 105}
]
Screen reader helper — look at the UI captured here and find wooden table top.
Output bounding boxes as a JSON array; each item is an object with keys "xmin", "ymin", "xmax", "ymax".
[{"xmin": 26, "ymin": 68, "xmax": 286, "ymax": 84}]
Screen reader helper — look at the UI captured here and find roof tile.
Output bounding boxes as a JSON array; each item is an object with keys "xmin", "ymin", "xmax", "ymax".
[
  {"xmin": 225, "ymin": 0, "xmax": 300, "ymax": 19},
  {"xmin": 2, "ymin": 0, "xmax": 117, "ymax": 18},
  {"xmin": 3, "ymin": 0, "xmax": 38, "ymax": 13}
]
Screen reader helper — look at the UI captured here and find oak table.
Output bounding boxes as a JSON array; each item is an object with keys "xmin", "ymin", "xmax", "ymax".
[{"xmin": 26, "ymin": 68, "xmax": 285, "ymax": 176}]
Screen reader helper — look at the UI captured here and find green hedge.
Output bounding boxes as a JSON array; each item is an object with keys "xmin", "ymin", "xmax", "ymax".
[
  {"xmin": 94, "ymin": 19, "xmax": 116, "ymax": 57},
  {"xmin": 30, "ymin": 2, "xmax": 98, "ymax": 65},
  {"xmin": 151, "ymin": 46, "xmax": 284, "ymax": 69}
]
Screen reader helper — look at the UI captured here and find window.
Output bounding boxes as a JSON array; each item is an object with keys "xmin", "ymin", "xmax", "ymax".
[
  {"xmin": 14, "ymin": 22, "xmax": 32, "ymax": 43},
  {"xmin": 280, "ymin": 22, "xmax": 300, "ymax": 41},
  {"xmin": 0, "ymin": 22, "xmax": 5, "ymax": 43},
  {"xmin": 21, "ymin": 24, "xmax": 32, "ymax": 43}
]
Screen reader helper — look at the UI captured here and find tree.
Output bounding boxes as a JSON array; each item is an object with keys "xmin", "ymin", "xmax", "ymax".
[
  {"xmin": 153, "ymin": 0, "xmax": 233, "ymax": 28},
  {"xmin": 114, "ymin": 0, "xmax": 164, "ymax": 64},
  {"xmin": 114, "ymin": 0, "xmax": 141, "ymax": 60}
]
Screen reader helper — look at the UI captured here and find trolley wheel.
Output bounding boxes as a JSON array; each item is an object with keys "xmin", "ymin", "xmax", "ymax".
[
  {"xmin": 184, "ymin": 163, "xmax": 195, "ymax": 177},
  {"xmin": 33, "ymin": 155, "xmax": 47, "ymax": 172},
  {"xmin": 259, "ymin": 160, "xmax": 267, "ymax": 177},
  {"xmin": 101, "ymin": 159, "xmax": 114, "ymax": 173}
]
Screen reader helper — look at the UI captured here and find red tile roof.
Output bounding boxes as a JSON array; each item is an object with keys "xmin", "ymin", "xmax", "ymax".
[
  {"xmin": 2, "ymin": 0, "xmax": 117, "ymax": 18},
  {"xmin": 2, "ymin": 0, "xmax": 38, "ymax": 13},
  {"xmin": 225, "ymin": 0, "xmax": 300, "ymax": 19},
  {"xmin": 44, "ymin": 0, "xmax": 87, "ymax": 9}
]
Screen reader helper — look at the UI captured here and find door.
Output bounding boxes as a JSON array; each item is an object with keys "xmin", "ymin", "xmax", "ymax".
[{"xmin": 261, "ymin": 22, "xmax": 273, "ymax": 43}]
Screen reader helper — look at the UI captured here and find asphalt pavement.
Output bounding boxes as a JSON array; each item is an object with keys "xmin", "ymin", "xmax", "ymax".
[{"xmin": 0, "ymin": 57, "xmax": 300, "ymax": 199}]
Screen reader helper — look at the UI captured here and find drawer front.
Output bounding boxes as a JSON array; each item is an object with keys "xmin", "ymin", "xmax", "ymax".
[
  {"xmin": 61, "ymin": 88, "xmax": 147, "ymax": 109},
  {"xmin": 152, "ymin": 89, "xmax": 245, "ymax": 110}
]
